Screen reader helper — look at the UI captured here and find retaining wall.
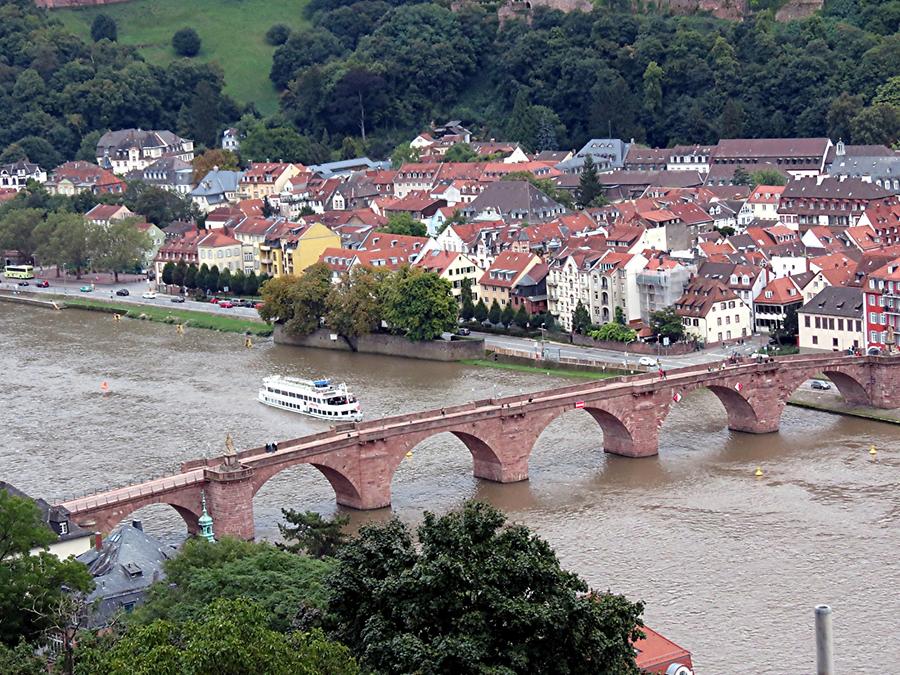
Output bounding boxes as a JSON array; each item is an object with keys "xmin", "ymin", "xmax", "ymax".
[{"xmin": 274, "ymin": 326, "xmax": 484, "ymax": 362}]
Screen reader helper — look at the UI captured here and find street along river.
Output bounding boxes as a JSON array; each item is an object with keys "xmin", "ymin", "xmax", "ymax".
[{"xmin": 2, "ymin": 303, "xmax": 898, "ymax": 672}]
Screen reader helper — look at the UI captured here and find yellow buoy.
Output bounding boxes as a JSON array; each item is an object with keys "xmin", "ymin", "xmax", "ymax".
[
  {"xmin": 405, "ymin": 451, "xmax": 413, "ymax": 459},
  {"xmin": 754, "ymin": 466, "xmax": 763, "ymax": 477},
  {"xmin": 245, "ymin": 337, "xmax": 253, "ymax": 348},
  {"xmin": 869, "ymin": 445, "xmax": 877, "ymax": 456},
  {"xmin": 113, "ymin": 314, "xmax": 121, "ymax": 322},
  {"xmin": 176, "ymin": 323, "xmax": 184, "ymax": 334}
]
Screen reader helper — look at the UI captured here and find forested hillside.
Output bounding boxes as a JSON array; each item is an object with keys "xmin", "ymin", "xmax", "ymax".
[{"xmin": 0, "ymin": 0, "xmax": 897, "ymax": 168}]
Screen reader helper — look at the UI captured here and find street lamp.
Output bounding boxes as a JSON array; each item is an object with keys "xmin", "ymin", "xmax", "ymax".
[
  {"xmin": 540, "ymin": 322, "xmax": 546, "ymax": 360},
  {"xmin": 625, "ymin": 338, "xmax": 635, "ymax": 373}
]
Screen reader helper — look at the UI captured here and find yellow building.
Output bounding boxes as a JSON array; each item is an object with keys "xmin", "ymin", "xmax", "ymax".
[
  {"xmin": 414, "ymin": 249, "xmax": 483, "ymax": 301},
  {"xmin": 477, "ymin": 251, "xmax": 541, "ymax": 308},
  {"xmin": 259, "ymin": 221, "xmax": 340, "ymax": 278},
  {"xmin": 239, "ymin": 163, "xmax": 302, "ymax": 200},
  {"xmin": 198, "ymin": 229, "xmax": 243, "ymax": 272}
]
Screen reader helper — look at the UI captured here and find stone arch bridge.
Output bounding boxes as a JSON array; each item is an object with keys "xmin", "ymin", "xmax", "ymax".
[{"xmin": 58, "ymin": 354, "xmax": 900, "ymax": 540}]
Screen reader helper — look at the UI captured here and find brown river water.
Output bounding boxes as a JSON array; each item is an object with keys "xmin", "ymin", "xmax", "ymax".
[{"xmin": 1, "ymin": 303, "xmax": 898, "ymax": 673}]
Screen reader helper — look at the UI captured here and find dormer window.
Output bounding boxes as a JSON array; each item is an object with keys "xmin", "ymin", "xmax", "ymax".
[
  {"xmin": 765, "ymin": 290, "xmax": 773, "ymax": 298},
  {"xmin": 59, "ymin": 521, "xmax": 68, "ymax": 535}
]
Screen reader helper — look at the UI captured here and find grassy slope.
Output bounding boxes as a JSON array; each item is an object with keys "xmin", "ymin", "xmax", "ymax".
[
  {"xmin": 55, "ymin": 0, "xmax": 310, "ymax": 115},
  {"xmin": 461, "ymin": 359, "xmax": 620, "ymax": 380}
]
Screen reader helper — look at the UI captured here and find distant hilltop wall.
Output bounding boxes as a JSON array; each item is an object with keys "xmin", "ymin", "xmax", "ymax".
[
  {"xmin": 35, "ymin": 0, "xmax": 130, "ymax": 8},
  {"xmin": 489, "ymin": 0, "xmax": 820, "ymax": 22}
]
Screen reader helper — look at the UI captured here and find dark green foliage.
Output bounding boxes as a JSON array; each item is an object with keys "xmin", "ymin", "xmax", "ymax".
[
  {"xmin": 474, "ymin": 298, "xmax": 488, "ymax": 322},
  {"xmin": 501, "ymin": 302, "xmax": 514, "ymax": 327},
  {"xmin": 133, "ymin": 537, "xmax": 334, "ymax": 632},
  {"xmin": 772, "ymin": 303, "xmax": 800, "ymax": 345},
  {"xmin": 207, "ymin": 264, "xmax": 219, "ymax": 293},
  {"xmin": 173, "ymin": 260, "xmax": 187, "ymax": 287},
  {"xmin": 614, "ymin": 305, "xmax": 626, "ymax": 325},
  {"xmin": 325, "ymin": 501, "xmax": 644, "ymax": 674},
  {"xmin": 90, "ymin": 14, "xmax": 117, "ymax": 42},
  {"xmin": 577, "ymin": 156, "xmax": 604, "ymax": 208},
  {"xmin": 77, "ymin": 598, "xmax": 358, "ymax": 675},
  {"xmin": 230, "ymin": 268, "xmax": 245, "ymax": 295},
  {"xmin": 650, "ymin": 306, "xmax": 685, "ymax": 343},
  {"xmin": 572, "ymin": 300, "xmax": 591, "ymax": 334},
  {"xmin": 172, "ymin": 27, "xmax": 201, "ymax": 57},
  {"xmin": 270, "ymin": 29, "xmax": 346, "ymax": 89},
  {"xmin": 244, "ymin": 270, "xmax": 259, "ymax": 296},
  {"xmin": 443, "ymin": 142, "xmax": 479, "ymax": 163},
  {"xmin": 514, "ymin": 304, "xmax": 529, "ymax": 328},
  {"xmin": 382, "ymin": 266, "xmax": 458, "ymax": 340},
  {"xmin": 488, "ymin": 298, "xmax": 501, "ymax": 324},
  {"xmin": 0, "ymin": 640, "xmax": 46, "ymax": 675},
  {"xmin": 377, "ymin": 213, "xmax": 427, "ymax": 237},
  {"xmin": 266, "ymin": 23, "xmax": 292, "ymax": 46},
  {"xmin": 161, "ymin": 261, "xmax": 175, "ymax": 285},
  {"xmin": 278, "ymin": 510, "xmax": 349, "ymax": 558},
  {"xmin": 218, "ymin": 266, "xmax": 231, "ymax": 292}
]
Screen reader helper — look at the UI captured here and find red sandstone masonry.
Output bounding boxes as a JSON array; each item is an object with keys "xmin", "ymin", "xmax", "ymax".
[{"xmin": 61, "ymin": 355, "xmax": 900, "ymax": 539}]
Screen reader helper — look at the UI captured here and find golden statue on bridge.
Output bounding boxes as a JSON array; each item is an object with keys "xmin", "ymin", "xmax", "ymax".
[{"xmin": 223, "ymin": 432, "xmax": 240, "ymax": 469}]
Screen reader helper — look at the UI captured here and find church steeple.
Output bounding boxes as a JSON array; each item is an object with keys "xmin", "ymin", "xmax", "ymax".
[{"xmin": 198, "ymin": 490, "xmax": 215, "ymax": 543}]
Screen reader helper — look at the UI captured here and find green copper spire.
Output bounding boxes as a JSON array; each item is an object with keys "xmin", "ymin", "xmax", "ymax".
[{"xmin": 198, "ymin": 491, "xmax": 215, "ymax": 543}]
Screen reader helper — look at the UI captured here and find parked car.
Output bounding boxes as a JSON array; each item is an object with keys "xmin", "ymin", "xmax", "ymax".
[
  {"xmin": 141, "ymin": 291, "xmax": 157, "ymax": 299},
  {"xmin": 810, "ymin": 379, "xmax": 831, "ymax": 390},
  {"xmin": 17, "ymin": 281, "xmax": 29, "ymax": 286},
  {"xmin": 254, "ymin": 302, "xmax": 264, "ymax": 310},
  {"xmin": 170, "ymin": 295, "xmax": 186, "ymax": 303},
  {"xmin": 749, "ymin": 352, "xmax": 765, "ymax": 359},
  {"xmin": 867, "ymin": 346, "xmax": 882, "ymax": 355},
  {"xmin": 218, "ymin": 300, "xmax": 234, "ymax": 308},
  {"xmin": 638, "ymin": 356, "xmax": 658, "ymax": 367},
  {"xmin": 457, "ymin": 327, "xmax": 471, "ymax": 336},
  {"xmin": 209, "ymin": 297, "xmax": 221, "ymax": 304},
  {"xmin": 35, "ymin": 280, "xmax": 49, "ymax": 288},
  {"xmin": 115, "ymin": 289, "xmax": 129, "ymax": 296},
  {"xmin": 79, "ymin": 285, "xmax": 92, "ymax": 293}
]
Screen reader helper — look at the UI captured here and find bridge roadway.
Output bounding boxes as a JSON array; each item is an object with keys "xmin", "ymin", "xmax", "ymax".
[{"xmin": 59, "ymin": 353, "xmax": 900, "ymax": 539}]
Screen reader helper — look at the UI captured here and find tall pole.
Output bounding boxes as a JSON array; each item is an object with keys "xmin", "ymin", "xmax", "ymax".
[{"xmin": 815, "ymin": 604, "xmax": 834, "ymax": 675}]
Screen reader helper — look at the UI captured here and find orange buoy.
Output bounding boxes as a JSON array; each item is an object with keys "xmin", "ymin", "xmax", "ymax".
[{"xmin": 100, "ymin": 381, "xmax": 110, "ymax": 393}]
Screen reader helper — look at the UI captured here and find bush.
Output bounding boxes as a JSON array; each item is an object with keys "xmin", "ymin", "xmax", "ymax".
[
  {"xmin": 172, "ymin": 27, "xmax": 201, "ymax": 57},
  {"xmin": 266, "ymin": 23, "xmax": 291, "ymax": 46},
  {"xmin": 90, "ymin": 14, "xmax": 117, "ymax": 42},
  {"xmin": 588, "ymin": 322, "xmax": 637, "ymax": 342}
]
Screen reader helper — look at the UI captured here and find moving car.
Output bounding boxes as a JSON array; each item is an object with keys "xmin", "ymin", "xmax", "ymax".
[
  {"xmin": 170, "ymin": 295, "xmax": 186, "ymax": 303},
  {"xmin": 16, "ymin": 281, "xmax": 29, "ymax": 286},
  {"xmin": 218, "ymin": 300, "xmax": 235, "ymax": 308},
  {"xmin": 209, "ymin": 297, "xmax": 221, "ymax": 304},
  {"xmin": 254, "ymin": 302, "xmax": 264, "ymax": 310},
  {"xmin": 457, "ymin": 327, "xmax": 471, "ymax": 336},
  {"xmin": 141, "ymin": 291, "xmax": 157, "ymax": 299},
  {"xmin": 79, "ymin": 285, "xmax": 92, "ymax": 293},
  {"xmin": 115, "ymin": 289, "xmax": 129, "ymax": 296},
  {"xmin": 810, "ymin": 380, "xmax": 831, "ymax": 390},
  {"xmin": 35, "ymin": 280, "xmax": 49, "ymax": 288},
  {"xmin": 638, "ymin": 356, "xmax": 658, "ymax": 367}
]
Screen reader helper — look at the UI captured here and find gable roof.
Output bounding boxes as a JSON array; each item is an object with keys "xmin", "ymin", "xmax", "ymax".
[{"xmin": 799, "ymin": 285, "xmax": 864, "ymax": 318}]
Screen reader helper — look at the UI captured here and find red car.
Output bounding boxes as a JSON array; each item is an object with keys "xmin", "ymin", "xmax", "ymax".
[
  {"xmin": 35, "ymin": 280, "xmax": 49, "ymax": 288},
  {"xmin": 218, "ymin": 300, "xmax": 234, "ymax": 308},
  {"xmin": 209, "ymin": 297, "xmax": 221, "ymax": 304},
  {"xmin": 254, "ymin": 302, "xmax": 264, "ymax": 310}
]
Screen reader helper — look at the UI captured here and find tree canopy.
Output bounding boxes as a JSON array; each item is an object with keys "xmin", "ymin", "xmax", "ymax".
[{"xmin": 325, "ymin": 501, "xmax": 645, "ymax": 674}]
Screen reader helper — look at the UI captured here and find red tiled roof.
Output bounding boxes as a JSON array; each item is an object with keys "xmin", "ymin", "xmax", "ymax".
[
  {"xmin": 633, "ymin": 626, "xmax": 693, "ymax": 674},
  {"xmin": 479, "ymin": 250, "xmax": 537, "ymax": 288},
  {"xmin": 198, "ymin": 229, "xmax": 241, "ymax": 248},
  {"xmin": 675, "ymin": 277, "xmax": 739, "ymax": 318},
  {"xmin": 755, "ymin": 276, "xmax": 802, "ymax": 305}
]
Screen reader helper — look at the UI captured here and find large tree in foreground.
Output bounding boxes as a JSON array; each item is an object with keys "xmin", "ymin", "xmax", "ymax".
[
  {"xmin": 382, "ymin": 266, "xmax": 457, "ymax": 341},
  {"xmin": 325, "ymin": 501, "xmax": 645, "ymax": 675}
]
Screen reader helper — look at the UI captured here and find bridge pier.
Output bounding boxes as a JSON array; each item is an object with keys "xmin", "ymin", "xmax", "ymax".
[{"xmin": 205, "ymin": 466, "xmax": 256, "ymax": 540}]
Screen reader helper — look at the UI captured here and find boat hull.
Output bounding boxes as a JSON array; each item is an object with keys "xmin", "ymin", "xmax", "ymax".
[{"xmin": 257, "ymin": 390, "xmax": 363, "ymax": 423}]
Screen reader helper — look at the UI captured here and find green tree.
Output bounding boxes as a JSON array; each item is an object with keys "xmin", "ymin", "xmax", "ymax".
[
  {"xmin": 514, "ymin": 304, "xmax": 529, "ymax": 328},
  {"xmin": 195, "ymin": 263, "xmax": 209, "ymax": 294},
  {"xmin": 172, "ymin": 28, "xmax": 201, "ymax": 57},
  {"xmin": 488, "ymin": 298, "xmax": 501, "ymax": 324},
  {"xmin": 0, "ymin": 490, "xmax": 93, "ymax": 647},
  {"xmin": 184, "ymin": 263, "xmax": 198, "ymax": 289},
  {"xmin": 390, "ymin": 143, "xmax": 420, "ymax": 168},
  {"xmin": 133, "ymin": 537, "xmax": 334, "ymax": 632},
  {"xmin": 614, "ymin": 305, "xmax": 626, "ymax": 326},
  {"xmin": 0, "ymin": 640, "xmax": 46, "ymax": 675},
  {"xmin": 750, "ymin": 169, "xmax": 788, "ymax": 187},
  {"xmin": 77, "ymin": 598, "xmax": 357, "ymax": 675},
  {"xmin": 326, "ymin": 266, "xmax": 387, "ymax": 340},
  {"xmin": 218, "ymin": 267, "xmax": 231, "ymax": 292},
  {"xmin": 850, "ymin": 104, "xmax": 900, "ymax": 146},
  {"xmin": 241, "ymin": 125, "xmax": 327, "ymax": 165},
  {"xmin": 173, "ymin": 260, "xmax": 187, "ymax": 287},
  {"xmin": 732, "ymin": 167, "xmax": 752, "ymax": 186},
  {"xmin": 90, "ymin": 14, "xmax": 117, "ymax": 42},
  {"xmin": 572, "ymin": 300, "xmax": 591, "ymax": 334},
  {"xmin": 826, "ymin": 92, "xmax": 862, "ymax": 142},
  {"xmin": 91, "ymin": 218, "xmax": 152, "ymax": 282},
  {"xmin": 642, "ymin": 61, "xmax": 664, "ymax": 116},
  {"xmin": 377, "ymin": 213, "xmax": 427, "ymax": 238},
  {"xmin": 650, "ymin": 306, "xmax": 684, "ymax": 343},
  {"xmin": 500, "ymin": 302, "xmax": 514, "ymax": 327},
  {"xmin": 326, "ymin": 501, "xmax": 644, "ymax": 675},
  {"xmin": 460, "ymin": 277, "xmax": 475, "ymax": 320},
  {"xmin": 230, "ymin": 268, "xmax": 245, "ymax": 295},
  {"xmin": 245, "ymin": 270, "xmax": 260, "ymax": 296},
  {"xmin": 873, "ymin": 76, "xmax": 900, "ymax": 108},
  {"xmin": 772, "ymin": 304, "xmax": 800, "ymax": 346},
  {"xmin": 266, "ymin": 23, "xmax": 291, "ymax": 46},
  {"xmin": 278, "ymin": 510, "xmax": 349, "ymax": 559},
  {"xmin": 161, "ymin": 261, "xmax": 176, "ymax": 285},
  {"xmin": 0, "ymin": 208, "xmax": 44, "ymax": 262},
  {"xmin": 576, "ymin": 155, "xmax": 603, "ymax": 208},
  {"xmin": 193, "ymin": 149, "xmax": 240, "ymax": 181},
  {"xmin": 259, "ymin": 263, "xmax": 332, "ymax": 335},
  {"xmin": 34, "ymin": 212, "xmax": 94, "ymax": 279},
  {"xmin": 473, "ymin": 298, "xmax": 488, "ymax": 323},
  {"xmin": 383, "ymin": 267, "xmax": 458, "ymax": 341},
  {"xmin": 589, "ymin": 322, "xmax": 637, "ymax": 342},
  {"xmin": 443, "ymin": 143, "xmax": 478, "ymax": 163},
  {"xmin": 207, "ymin": 264, "xmax": 219, "ymax": 293}
]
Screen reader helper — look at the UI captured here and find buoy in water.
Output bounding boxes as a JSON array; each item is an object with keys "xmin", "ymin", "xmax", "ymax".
[
  {"xmin": 176, "ymin": 323, "xmax": 184, "ymax": 334},
  {"xmin": 754, "ymin": 466, "xmax": 763, "ymax": 477},
  {"xmin": 244, "ymin": 337, "xmax": 253, "ymax": 348},
  {"xmin": 405, "ymin": 451, "xmax": 413, "ymax": 459},
  {"xmin": 100, "ymin": 381, "xmax": 110, "ymax": 393},
  {"xmin": 869, "ymin": 445, "xmax": 877, "ymax": 456},
  {"xmin": 113, "ymin": 314, "xmax": 121, "ymax": 322}
]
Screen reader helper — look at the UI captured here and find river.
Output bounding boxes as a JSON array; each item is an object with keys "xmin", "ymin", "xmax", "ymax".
[{"xmin": 2, "ymin": 303, "xmax": 898, "ymax": 673}]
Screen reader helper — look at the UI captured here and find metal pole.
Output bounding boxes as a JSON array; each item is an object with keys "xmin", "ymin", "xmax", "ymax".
[{"xmin": 815, "ymin": 604, "xmax": 834, "ymax": 675}]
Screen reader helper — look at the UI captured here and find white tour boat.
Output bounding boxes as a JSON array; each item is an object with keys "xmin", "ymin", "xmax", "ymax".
[{"xmin": 258, "ymin": 375, "xmax": 362, "ymax": 422}]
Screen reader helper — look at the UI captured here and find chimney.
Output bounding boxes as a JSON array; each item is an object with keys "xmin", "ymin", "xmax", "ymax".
[
  {"xmin": 94, "ymin": 533, "xmax": 103, "ymax": 551},
  {"xmin": 132, "ymin": 519, "xmax": 143, "ymax": 531}
]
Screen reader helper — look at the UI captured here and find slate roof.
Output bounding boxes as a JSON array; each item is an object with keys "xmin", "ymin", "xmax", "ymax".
[
  {"xmin": 191, "ymin": 170, "xmax": 244, "ymax": 197},
  {"xmin": 799, "ymin": 286, "xmax": 864, "ymax": 318},
  {"xmin": 0, "ymin": 481, "xmax": 93, "ymax": 543},
  {"xmin": 781, "ymin": 176, "xmax": 894, "ymax": 200}
]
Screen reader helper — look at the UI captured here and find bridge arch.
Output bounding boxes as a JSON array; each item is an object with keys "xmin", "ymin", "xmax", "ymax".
[
  {"xmin": 251, "ymin": 459, "xmax": 365, "ymax": 510},
  {"xmin": 529, "ymin": 403, "xmax": 636, "ymax": 458},
  {"xmin": 780, "ymin": 365, "xmax": 873, "ymax": 416},
  {"xmin": 76, "ymin": 495, "xmax": 203, "ymax": 537}
]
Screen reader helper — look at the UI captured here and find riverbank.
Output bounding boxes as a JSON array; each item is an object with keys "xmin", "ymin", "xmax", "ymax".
[
  {"xmin": 788, "ymin": 390, "xmax": 900, "ymax": 425},
  {"xmin": 65, "ymin": 297, "xmax": 273, "ymax": 336},
  {"xmin": 461, "ymin": 359, "xmax": 619, "ymax": 380},
  {"xmin": 0, "ymin": 291, "xmax": 64, "ymax": 309}
]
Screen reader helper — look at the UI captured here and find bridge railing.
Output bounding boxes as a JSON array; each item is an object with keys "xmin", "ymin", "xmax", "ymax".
[{"xmin": 62, "ymin": 471, "xmax": 203, "ymax": 512}]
